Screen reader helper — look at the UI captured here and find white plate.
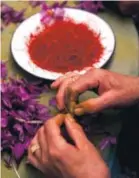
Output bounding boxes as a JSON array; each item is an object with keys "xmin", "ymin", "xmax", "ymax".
[{"xmin": 11, "ymin": 8, "xmax": 115, "ymax": 80}]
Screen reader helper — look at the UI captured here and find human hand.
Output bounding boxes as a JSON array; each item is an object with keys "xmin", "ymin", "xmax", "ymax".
[
  {"xmin": 28, "ymin": 114, "xmax": 110, "ymax": 178},
  {"xmin": 51, "ymin": 68, "xmax": 139, "ymax": 115}
]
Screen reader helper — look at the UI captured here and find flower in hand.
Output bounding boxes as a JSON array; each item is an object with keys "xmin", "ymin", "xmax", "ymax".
[{"xmin": 28, "ymin": 114, "xmax": 110, "ymax": 178}]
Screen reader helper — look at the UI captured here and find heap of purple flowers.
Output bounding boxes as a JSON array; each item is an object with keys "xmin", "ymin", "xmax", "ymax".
[
  {"xmin": 1, "ymin": 3, "xmax": 25, "ymax": 26},
  {"xmin": 1, "ymin": 61, "xmax": 53, "ymax": 166}
]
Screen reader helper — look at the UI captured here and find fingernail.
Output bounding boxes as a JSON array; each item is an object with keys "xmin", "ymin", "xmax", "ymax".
[
  {"xmin": 74, "ymin": 108, "xmax": 85, "ymax": 116},
  {"xmin": 66, "ymin": 113, "xmax": 75, "ymax": 122}
]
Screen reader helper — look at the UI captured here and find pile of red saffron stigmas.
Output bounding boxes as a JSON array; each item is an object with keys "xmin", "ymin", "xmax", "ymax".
[{"xmin": 27, "ymin": 19, "xmax": 104, "ymax": 73}]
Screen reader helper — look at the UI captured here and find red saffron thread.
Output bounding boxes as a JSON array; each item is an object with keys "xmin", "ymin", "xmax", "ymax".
[{"xmin": 27, "ymin": 19, "xmax": 104, "ymax": 73}]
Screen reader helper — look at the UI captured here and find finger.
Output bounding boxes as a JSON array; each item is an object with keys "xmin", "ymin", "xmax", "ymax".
[
  {"xmin": 54, "ymin": 113, "xmax": 65, "ymax": 125},
  {"xmin": 69, "ymin": 71, "xmax": 98, "ymax": 98},
  {"xmin": 56, "ymin": 75, "xmax": 79, "ymax": 110},
  {"xmin": 29, "ymin": 135, "xmax": 41, "ymax": 162},
  {"xmin": 44, "ymin": 114, "xmax": 67, "ymax": 148},
  {"xmin": 56, "ymin": 78, "xmax": 74, "ymax": 110},
  {"xmin": 51, "ymin": 72, "xmax": 78, "ymax": 89},
  {"xmin": 38, "ymin": 126, "xmax": 48, "ymax": 164},
  {"xmin": 64, "ymin": 114, "xmax": 89, "ymax": 149},
  {"xmin": 51, "ymin": 75, "xmax": 68, "ymax": 89},
  {"xmin": 66, "ymin": 69, "xmax": 99, "ymax": 112},
  {"xmin": 74, "ymin": 91, "xmax": 117, "ymax": 115},
  {"xmin": 28, "ymin": 147, "xmax": 45, "ymax": 173}
]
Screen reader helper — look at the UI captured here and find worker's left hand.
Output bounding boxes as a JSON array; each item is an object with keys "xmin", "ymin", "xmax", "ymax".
[{"xmin": 28, "ymin": 114, "xmax": 110, "ymax": 178}]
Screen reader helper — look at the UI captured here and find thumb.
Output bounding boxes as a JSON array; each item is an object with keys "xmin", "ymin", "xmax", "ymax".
[
  {"xmin": 64, "ymin": 114, "xmax": 89, "ymax": 149},
  {"xmin": 74, "ymin": 91, "xmax": 117, "ymax": 115}
]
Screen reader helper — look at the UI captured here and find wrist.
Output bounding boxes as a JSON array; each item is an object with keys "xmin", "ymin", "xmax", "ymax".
[{"xmin": 78, "ymin": 164, "xmax": 110, "ymax": 178}]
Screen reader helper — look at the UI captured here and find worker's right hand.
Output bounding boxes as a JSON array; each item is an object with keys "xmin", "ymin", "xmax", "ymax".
[{"xmin": 28, "ymin": 114, "xmax": 110, "ymax": 178}]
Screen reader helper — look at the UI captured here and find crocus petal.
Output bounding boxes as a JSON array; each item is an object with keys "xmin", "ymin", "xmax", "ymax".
[
  {"xmin": 13, "ymin": 124, "xmax": 24, "ymax": 142},
  {"xmin": 52, "ymin": 2, "xmax": 60, "ymax": 8},
  {"xmin": 54, "ymin": 8, "xmax": 64, "ymax": 18},
  {"xmin": 1, "ymin": 61, "xmax": 7, "ymax": 79},
  {"xmin": 110, "ymin": 137, "xmax": 117, "ymax": 144},
  {"xmin": 12, "ymin": 9, "xmax": 25, "ymax": 23},
  {"xmin": 49, "ymin": 97, "xmax": 57, "ymax": 107},
  {"xmin": 96, "ymin": 1, "xmax": 104, "ymax": 9},
  {"xmin": 76, "ymin": 1, "xmax": 104, "ymax": 14},
  {"xmin": 1, "ymin": 3, "xmax": 13, "ymax": 14},
  {"xmin": 29, "ymin": 1, "xmax": 44, "ymax": 7},
  {"xmin": 99, "ymin": 137, "xmax": 110, "ymax": 150},
  {"xmin": 1, "ymin": 118, "xmax": 8, "ymax": 128},
  {"xmin": 82, "ymin": 1, "xmax": 93, "ymax": 12},
  {"xmin": 41, "ymin": 16, "xmax": 52, "ymax": 25},
  {"xmin": 12, "ymin": 143, "xmax": 25, "ymax": 161},
  {"xmin": 1, "ymin": 3, "xmax": 25, "ymax": 25},
  {"xmin": 17, "ymin": 86, "xmax": 30, "ymax": 101},
  {"xmin": 41, "ymin": 2, "xmax": 49, "ymax": 11}
]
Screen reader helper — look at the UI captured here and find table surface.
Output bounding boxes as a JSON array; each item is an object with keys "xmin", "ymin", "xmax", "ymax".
[{"xmin": 1, "ymin": 1, "xmax": 139, "ymax": 178}]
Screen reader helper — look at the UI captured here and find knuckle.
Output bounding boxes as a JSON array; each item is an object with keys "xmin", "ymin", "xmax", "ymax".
[
  {"xmin": 41, "ymin": 157, "xmax": 48, "ymax": 165},
  {"xmin": 63, "ymin": 80, "xmax": 71, "ymax": 87},
  {"xmin": 49, "ymin": 148, "xmax": 60, "ymax": 159},
  {"xmin": 69, "ymin": 85, "xmax": 76, "ymax": 93}
]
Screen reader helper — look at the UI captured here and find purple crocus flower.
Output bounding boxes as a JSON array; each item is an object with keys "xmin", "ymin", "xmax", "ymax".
[
  {"xmin": 1, "ymin": 63, "xmax": 53, "ymax": 166},
  {"xmin": 1, "ymin": 61, "xmax": 7, "ymax": 79},
  {"xmin": 40, "ymin": 2, "xmax": 66, "ymax": 25},
  {"xmin": 76, "ymin": 1, "xmax": 104, "ymax": 14},
  {"xmin": 1, "ymin": 3, "xmax": 25, "ymax": 25},
  {"xmin": 29, "ymin": 0, "xmax": 44, "ymax": 8},
  {"xmin": 54, "ymin": 8, "xmax": 64, "ymax": 19},
  {"xmin": 99, "ymin": 136, "xmax": 117, "ymax": 150},
  {"xmin": 49, "ymin": 97, "xmax": 57, "ymax": 107},
  {"xmin": 12, "ymin": 143, "xmax": 25, "ymax": 161}
]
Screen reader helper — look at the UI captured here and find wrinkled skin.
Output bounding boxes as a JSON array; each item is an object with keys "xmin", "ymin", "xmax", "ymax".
[
  {"xmin": 28, "ymin": 114, "xmax": 110, "ymax": 178},
  {"xmin": 28, "ymin": 69, "xmax": 139, "ymax": 178},
  {"xmin": 51, "ymin": 68, "xmax": 139, "ymax": 115}
]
